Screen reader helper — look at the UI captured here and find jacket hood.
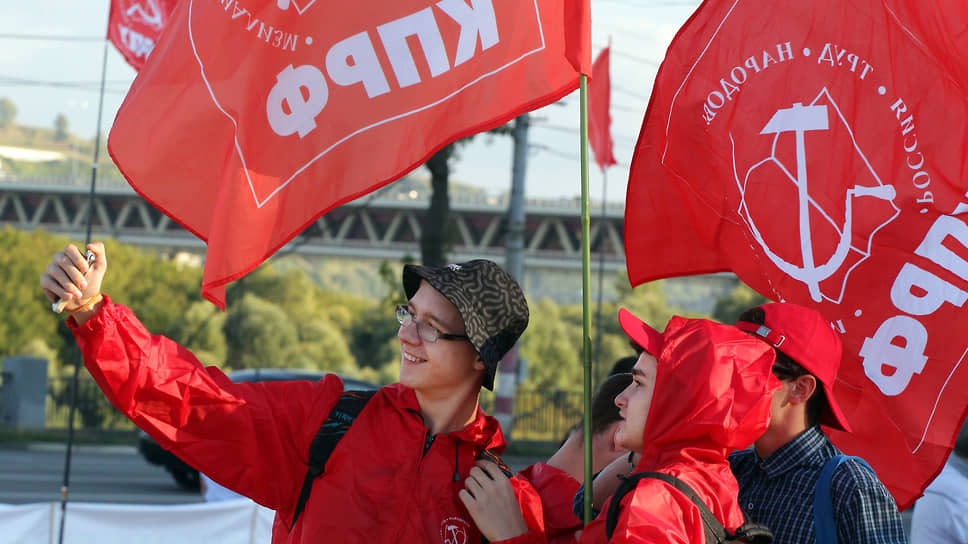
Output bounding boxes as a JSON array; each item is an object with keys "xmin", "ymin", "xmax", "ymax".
[
  {"xmin": 382, "ymin": 382, "xmax": 506, "ymax": 452},
  {"xmin": 636, "ymin": 316, "xmax": 781, "ymax": 471}
]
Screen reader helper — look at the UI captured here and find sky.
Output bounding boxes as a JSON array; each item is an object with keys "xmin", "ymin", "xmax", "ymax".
[{"xmin": 0, "ymin": 0, "xmax": 702, "ymax": 203}]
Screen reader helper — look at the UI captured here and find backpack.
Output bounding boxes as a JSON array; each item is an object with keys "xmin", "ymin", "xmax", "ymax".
[
  {"xmin": 605, "ymin": 471, "xmax": 773, "ymax": 544},
  {"xmin": 288, "ymin": 388, "xmax": 514, "ymax": 530},
  {"xmin": 814, "ymin": 454, "xmax": 875, "ymax": 544},
  {"xmin": 290, "ymin": 389, "xmax": 377, "ymax": 529}
]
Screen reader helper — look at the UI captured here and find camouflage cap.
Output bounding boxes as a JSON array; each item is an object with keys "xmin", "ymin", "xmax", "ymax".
[{"xmin": 403, "ymin": 260, "xmax": 529, "ymax": 390}]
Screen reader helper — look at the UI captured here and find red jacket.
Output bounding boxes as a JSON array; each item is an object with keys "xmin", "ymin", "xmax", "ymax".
[
  {"xmin": 500, "ymin": 317, "xmax": 779, "ymax": 544},
  {"xmin": 70, "ymin": 298, "xmax": 544, "ymax": 543},
  {"xmin": 518, "ymin": 462, "xmax": 582, "ymax": 544}
]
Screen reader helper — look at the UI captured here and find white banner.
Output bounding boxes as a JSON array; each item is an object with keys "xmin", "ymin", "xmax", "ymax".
[{"xmin": 0, "ymin": 500, "xmax": 273, "ymax": 544}]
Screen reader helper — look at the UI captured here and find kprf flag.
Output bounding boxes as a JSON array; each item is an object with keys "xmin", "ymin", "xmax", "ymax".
[
  {"xmin": 625, "ymin": 0, "xmax": 968, "ymax": 509},
  {"xmin": 108, "ymin": 0, "xmax": 588, "ymax": 307},
  {"xmin": 589, "ymin": 45, "xmax": 616, "ymax": 172},
  {"xmin": 107, "ymin": 0, "xmax": 178, "ymax": 70}
]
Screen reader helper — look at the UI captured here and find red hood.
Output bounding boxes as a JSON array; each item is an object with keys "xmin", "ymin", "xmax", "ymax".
[{"xmin": 637, "ymin": 317, "xmax": 781, "ymax": 472}]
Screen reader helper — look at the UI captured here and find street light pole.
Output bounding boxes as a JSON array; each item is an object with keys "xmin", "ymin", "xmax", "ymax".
[{"xmin": 495, "ymin": 112, "xmax": 530, "ymax": 434}]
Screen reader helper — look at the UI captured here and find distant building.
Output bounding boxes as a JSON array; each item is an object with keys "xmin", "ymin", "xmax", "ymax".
[{"xmin": 0, "ymin": 145, "xmax": 66, "ymax": 162}]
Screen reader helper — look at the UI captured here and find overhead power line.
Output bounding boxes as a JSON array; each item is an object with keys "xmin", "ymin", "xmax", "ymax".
[
  {"xmin": 531, "ymin": 122, "xmax": 635, "ymax": 146},
  {"xmin": 611, "ymin": 103, "xmax": 645, "ymax": 115},
  {"xmin": 593, "ymin": 45, "xmax": 661, "ymax": 67},
  {"xmin": 611, "ymin": 84, "xmax": 651, "ymax": 102},
  {"xmin": 0, "ymin": 33, "xmax": 104, "ymax": 42},
  {"xmin": 0, "ymin": 76, "xmax": 130, "ymax": 95},
  {"xmin": 530, "ymin": 143, "xmax": 630, "ymax": 170}
]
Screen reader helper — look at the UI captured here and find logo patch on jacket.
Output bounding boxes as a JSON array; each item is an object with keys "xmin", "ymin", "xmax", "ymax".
[{"xmin": 440, "ymin": 517, "xmax": 469, "ymax": 544}]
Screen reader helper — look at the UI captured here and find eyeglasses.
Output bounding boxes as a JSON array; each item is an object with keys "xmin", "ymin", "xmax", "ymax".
[{"xmin": 395, "ymin": 305, "xmax": 470, "ymax": 343}]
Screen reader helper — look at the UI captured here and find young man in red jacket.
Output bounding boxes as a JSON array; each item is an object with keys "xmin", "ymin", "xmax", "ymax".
[{"xmin": 40, "ymin": 242, "xmax": 543, "ymax": 543}]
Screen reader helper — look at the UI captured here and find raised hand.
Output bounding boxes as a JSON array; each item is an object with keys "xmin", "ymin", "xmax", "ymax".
[{"xmin": 40, "ymin": 242, "xmax": 107, "ymax": 321}]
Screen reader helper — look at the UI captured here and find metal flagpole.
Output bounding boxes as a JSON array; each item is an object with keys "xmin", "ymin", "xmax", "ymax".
[
  {"xmin": 58, "ymin": 23, "xmax": 111, "ymax": 544},
  {"xmin": 578, "ymin": 73, "xmax": 594, "ymax": 524}
]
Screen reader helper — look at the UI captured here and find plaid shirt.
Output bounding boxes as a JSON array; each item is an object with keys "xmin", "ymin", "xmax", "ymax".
[{"xmin": 729, "ymin": 426, "xmax": 908, "ymax": 544}]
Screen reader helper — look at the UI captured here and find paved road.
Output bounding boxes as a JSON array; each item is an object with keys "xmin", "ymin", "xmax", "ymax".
[{"xmin": 0, "ymin": 444, "xmax": 202, "ymax": 505}]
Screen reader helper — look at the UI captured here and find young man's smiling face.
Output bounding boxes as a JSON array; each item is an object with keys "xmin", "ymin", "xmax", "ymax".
[
  {"xmin": 614, "ymin": 351, "xmax": 659, "ymax": 452},
  {"xmin": 397, "ymin": 281, "xmax": 484, "ymax": 396}
]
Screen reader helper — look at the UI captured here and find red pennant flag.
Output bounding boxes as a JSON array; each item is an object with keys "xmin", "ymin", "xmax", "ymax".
[
  {"xmin": 625, "ymin": 0, "xmax": 968, "ymax": 509},
  {"xmin": 588, "ymin": 45, "xmax": 616, "ymax": 172},
  {"xmin": 106, "ymin": 0, "xmax": 178, "ymax": 70},
  {"xmin": 109, "ymin": 0, "xmax": 585, "ymax": 308},
  {"xmin": 563, "ymin": 0, "xmax": 591, "ymax": 76}
]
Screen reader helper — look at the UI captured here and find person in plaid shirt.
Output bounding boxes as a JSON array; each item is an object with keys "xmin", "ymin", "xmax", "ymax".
[{"xmin": 730, "ymin": 303, "xmax": 907, "ymax": 544}]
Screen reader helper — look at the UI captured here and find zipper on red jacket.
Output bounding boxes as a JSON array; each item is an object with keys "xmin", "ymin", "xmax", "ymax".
[
  {"xmin": 453, "ymin": 439, "xmax": 461, "ymax": 482},
  {"xmin": 422, "ymin": 430, "xmax": 435, "ymax": 457},
  {"xmin": 419, "ymin": 430, "xmax": 462, "ymax": 482},
  {"xmin": 412, "ymin": 409, "xmax": 462, "ymax": 482}
]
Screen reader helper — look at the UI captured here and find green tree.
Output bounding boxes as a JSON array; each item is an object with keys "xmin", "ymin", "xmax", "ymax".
[
  {"xmin": 377, "ymin": 259, "xmax": 410, "ymax": 308},
  {"xmin": 613, "ymin": 273, "xmax": 677, "ymax": 327},
  {"xmin": 283, "ymin": 319, "xmax": 355, "ymax": 374},
  {"xmin": 0, "ymin": 228, "xmax": 73, "ymax": 368},
  {"xmin": 223, "ymin": 294, "xmax": 299, "ymax": 370},
  {"xmin": 515, "ymin": 274, "xmax": 686, "ymax": 392},
  {"xmin": 167, "ymin": 300, "xmax": 227, "ymax": 367},
  {"xmin": 54, "ymin": 113, "xmax": 69, "ymax": 141},
  {"xmin": 103, "ymin": 241, "xmax": 203, "ymax": 334},
  {"xmin": 348, "ymin": 304, "xmax": 400, "ymax": 371},
  {"xmin": 518, "ymin": 298, "xmax": 582, "ymax": 390},
  {"xmin": 0, "ymin": 97, "xmax": 17, "ymax": 128},
  {"xmin": 712, "ymin": 283, "xmax": 769, "ymax": 324}
]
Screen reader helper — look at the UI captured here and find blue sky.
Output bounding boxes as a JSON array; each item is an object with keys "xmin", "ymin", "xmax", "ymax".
[{"xmin": 0, "ymin": 0, "xmax": 701, "ymax": 202}]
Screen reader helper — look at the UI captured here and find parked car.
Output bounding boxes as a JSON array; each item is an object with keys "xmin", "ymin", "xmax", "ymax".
[{"xmin": 137, "ymin": 368, "xmax": 379, "ymax": 490}]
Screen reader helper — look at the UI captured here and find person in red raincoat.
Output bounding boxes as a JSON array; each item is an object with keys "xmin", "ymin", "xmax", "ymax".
[
  {"xmin": 40, "ymin": 242, "xmax": 544, "ymax": 544},
  {"xmin": 459, "ymin": 309, "xmax": 781, "ymax": 543}
]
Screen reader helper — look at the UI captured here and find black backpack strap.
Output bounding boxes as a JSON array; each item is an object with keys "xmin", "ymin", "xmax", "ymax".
[
  {"xmin": 731, "ymin": 511, "xmax": 774, "ymax": 544},
  {"xmin": 477, "ymin": 448, "xmax": 514, "ymax": 478},
  {"xmin": 290, "ymin": 389, "xmax": 377, "ymax": 530},
  {"xmin": 478, "ymin": 449, "xmax": 513, "ymax": 544},
  {"xmin": 605, "ymin": 472, "xmax": 732, "ymax": 543}
]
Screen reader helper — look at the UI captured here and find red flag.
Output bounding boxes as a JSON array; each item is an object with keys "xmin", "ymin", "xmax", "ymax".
[
  {"xmin": 625, "ymin": 0, "xmax": 968, "ymax": 509},
  {"xmin": 564, "ymin": 0, "xmax": 591, "ymax": 75},
  {"xmin": 109, "ymin": 0, "xmax": 585, "ymax": 308},
  {"xmin": 588, "ymin": 45, "xmax": 616, "ymax": 172},
  {"xmin": 106, "ymin": 0, "xmax": 178, "ymax": 70}
]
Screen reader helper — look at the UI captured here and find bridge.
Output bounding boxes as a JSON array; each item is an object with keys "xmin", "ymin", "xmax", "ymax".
[
  {"xmin": 0, "ymin": 176, "xmax": 625, "ymax": 269},
  {"xmin": 1, "ymin": 176, "xmax": 740, "ymax": 309}
]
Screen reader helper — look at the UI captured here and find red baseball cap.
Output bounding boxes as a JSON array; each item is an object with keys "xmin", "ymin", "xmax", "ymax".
[
  {"xmin": 735, "ymin": 303, "xmax": 851, "ymax": 432},
  {"xmin": 618, "ymin": 308, "xmax": 664, "ymax": 357}
]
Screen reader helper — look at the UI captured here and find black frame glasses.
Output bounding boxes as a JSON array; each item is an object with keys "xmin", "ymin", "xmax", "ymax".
[{"xmin": 395, "ymin": 305, "xmax": 470, "ymax": 343}]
